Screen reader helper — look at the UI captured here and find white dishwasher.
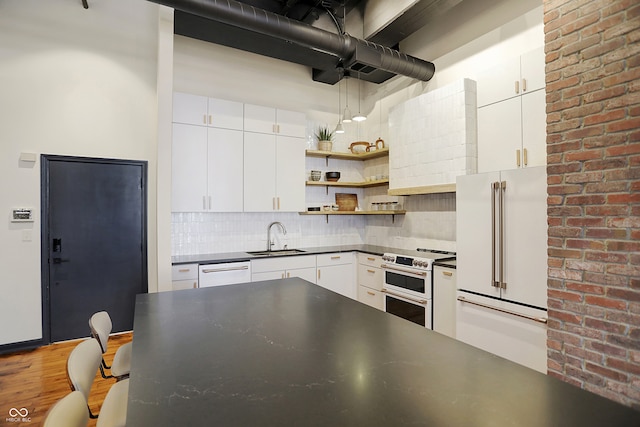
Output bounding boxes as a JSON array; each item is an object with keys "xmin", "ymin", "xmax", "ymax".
[{"xmin": 198, "ymin": 261, "xmax": 251, "ymax": 288}]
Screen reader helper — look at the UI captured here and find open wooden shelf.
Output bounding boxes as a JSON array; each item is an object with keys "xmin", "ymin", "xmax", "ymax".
[
  {"xmin": 305, "ymin": 147, "xmax": 389, "ymax": 161},
  {"xmin": 387, "ymin": 183, "xmax": 456, "ymax": 195},
  {"xmin": 306, "ymin": 179, "xmax": 389, "ymax": 188},
  {"xmin": 299, "ymin": 209, "xmax": 405, "ymax": 223}
]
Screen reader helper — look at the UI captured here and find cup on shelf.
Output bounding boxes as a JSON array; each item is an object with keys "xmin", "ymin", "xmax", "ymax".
[{"xmin": 310, "ymin": 170, "xmax": 321, "ymax": 181}]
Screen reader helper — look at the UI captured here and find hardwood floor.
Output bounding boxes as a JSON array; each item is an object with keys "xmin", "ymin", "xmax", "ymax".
[{"xmin": 0, "ymin": 333, "xmax": 132, "ymax": 426}]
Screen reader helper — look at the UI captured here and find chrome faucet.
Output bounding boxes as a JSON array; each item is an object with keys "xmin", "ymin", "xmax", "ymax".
[{"xmin": 267, "ymin": 221, "xmax": 286, "ymax": 251}]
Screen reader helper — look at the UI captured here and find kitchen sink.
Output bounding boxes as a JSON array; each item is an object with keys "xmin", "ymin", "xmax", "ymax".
[{"xmin": 247, "ymin": 249, "xmax": 306, "ymax": 257}]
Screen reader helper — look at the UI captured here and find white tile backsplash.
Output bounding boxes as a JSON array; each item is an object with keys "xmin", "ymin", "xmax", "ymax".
[{"xmin": 172, "ymin": 192, "xmax": 456, "ymax": 256}]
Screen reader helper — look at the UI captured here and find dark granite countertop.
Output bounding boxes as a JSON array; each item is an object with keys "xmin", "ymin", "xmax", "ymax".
[
  {"xmin": 172, "ymin": 244, "xmax": 455, "ymax": 265},
  {"xmin": 127, "ymin": 279, "xmax": 640, "ymax": 426}
]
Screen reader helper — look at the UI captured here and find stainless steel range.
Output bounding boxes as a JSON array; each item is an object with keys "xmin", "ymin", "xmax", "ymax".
[{"xmin": 381, "ymin": 249, "xmax": 455, "ymax": 329}]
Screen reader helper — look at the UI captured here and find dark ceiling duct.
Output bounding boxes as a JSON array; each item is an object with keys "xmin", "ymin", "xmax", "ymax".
[{"xmin": 148, "ymin": 0, "xmax": 435, "ymax": 84}]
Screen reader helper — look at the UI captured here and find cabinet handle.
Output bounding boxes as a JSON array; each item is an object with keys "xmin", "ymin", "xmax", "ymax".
[
  {"xmin": 318, "ymin": 269, "xmax": 321, "ymax": 280},
  {"xmin": 516, "ymin": 149, "xmax": 521, "ymax": 167},
  {"xmin": 523, "ymin": 148, "xmax": 528, "ymax": 166},
  {"xmin": 203, "ymin": 114, "xmax": 207, "ymax": 125},
  {"xmin": 208, "ymin": 196, "xmax": 212, "ymax": 210},
  {"xmin": 367, "ymin": 291, "xmax": 375, "ymax": 296},
  {"xmin": 277, "ymin": 197, "xmax": 281, "ymax": 210},
  {"xmin": 203, "ymin": 196, "xmax": 207, "ymax": 210},
  {"xmin": 192, "ymin": 281, "xmax": 197, "ymax": 289},
  {"xmin": 367, "ymin": 269, "xmax": 376, "ymax": 274},
  {"xmin": 201, "ymin": 265, "xmax": 249, "ymax": 273},
  {"xmin": 514, "ymin": 80, "xmax": 520, "ymax": 94},
  {"xmin": 442, "ymin": 271, "xmax": 453, "ymax": 277},
  {"xmin": 367, "ymin": 257, "xmax": 375, "ymax": 261},
  {"xmin": 331, "ymin": 256, "xmax": 341, "ymax": 260},
  {"xmin": 272, "ymin": 197, "xmax": 276, "ymax": 210},
  {"xmin": 272, "ymin": 124, "xmax": 277, "ymax": 133},
  {"xmin": 522, "ymin": 78, "xmax": 527, "ymax": 92},
  {"xmin": 282, "ymin": 273, "xmax": 285, "ymax": 279},
  {"xmin": 208, "ymin": 115, "xmax": 212, "ymax": 125},
  {"xmin": 178, "ymin": 268, "xmax": 190, "ymax": 273}
]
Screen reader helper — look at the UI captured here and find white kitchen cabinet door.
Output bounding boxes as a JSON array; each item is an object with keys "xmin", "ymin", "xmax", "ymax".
[
  {"xmin": 244, "ymin": 104, "xmax": 277, "ymax": 134},
  {"xmin": 521, "ymin": 89, "xmax": 547, "ymax": 169},
  {"xmin": 244, "ymin": 132, "xmax": 277, "ymax": 212},
  {"xmin": 477, "ymin": 97, "xmax": 522, "ymax": 173},
  {"xmin": 476, "ymin": 56, "xmax": 521, "ymax": 108},
  {"xmin": 501, "ymin": 167, "xmax": 547, "ymax": 309},
  {"xmin": 276, "ymin": 109, "xmax": 306, "ymax": 137},
  {"xmin": 173, "ymin": 92, "xmax": 208, "ymax": 126},
  {"xmin": 520, "ymin": 47, "xmax": 545, "ymax": 94},
  {"xmin": 433, "ymin": 266, "xmax": 456, "ymax": 338},
  {"xmin": 286, "ymin": 267, "xmax": 317, "ymax": 283},
  {"xmin": 317, "ymin": 253, "xmax": 355, "ymax": 300},
  {"xmin": 276, "ymin": 135, "xmax": 305, "ymax": 212},
  {"xmin": 172, "ymin": 123, "xmax": 208, "ymax": 212},
  {"xmin": 208, "ymin": 98, "xmax": 244, "ymax": 130},
  {"xmin": 252, "ymin": 270, "xmax": 285, "ymax": 282},
  {"xmin": 208, "ymin": 128, "xmax": 244, "ymax": 212}
]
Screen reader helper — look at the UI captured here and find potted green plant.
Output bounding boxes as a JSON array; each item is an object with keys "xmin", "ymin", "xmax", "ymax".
[{"xmin": 315, "ymin": 126, "xmax": 334, "ymax": 152}]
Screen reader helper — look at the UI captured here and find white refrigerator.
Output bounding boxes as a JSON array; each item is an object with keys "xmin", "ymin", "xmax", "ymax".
[{"xmin": 456, "ymin": 166, "xmax": 548, "ymax": 373}]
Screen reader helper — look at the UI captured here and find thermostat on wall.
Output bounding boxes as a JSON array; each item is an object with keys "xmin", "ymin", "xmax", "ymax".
[{"xmin": 11, "ymin": 208, "xmax": 34, "ymax": 222}]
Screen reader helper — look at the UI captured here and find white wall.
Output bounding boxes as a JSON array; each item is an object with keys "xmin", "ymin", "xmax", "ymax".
[{"xmin": 0, "ymin": 0, "xmax": 160, "ymax": 345}]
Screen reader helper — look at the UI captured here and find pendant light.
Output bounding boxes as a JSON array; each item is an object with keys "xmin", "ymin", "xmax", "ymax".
[
  {"xmin": 342, "ymin": 76, "xmax": 352, "ymax": 123},
  {"xmin": 334, "ymin": 77, "xmax": 345, "ymax": 134},
  {"xmin": 352, "ymin": 72, "xmax": 367, "ymax": 122}
]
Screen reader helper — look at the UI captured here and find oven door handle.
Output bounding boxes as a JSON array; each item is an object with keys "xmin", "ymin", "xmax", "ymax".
[
  {"xmin": 382, "ymin": 288, "xmax": 428, "ymax": 305},
  {"xmin": 381, "ymin": 264, "xmax": 427, "ymax": 277}
]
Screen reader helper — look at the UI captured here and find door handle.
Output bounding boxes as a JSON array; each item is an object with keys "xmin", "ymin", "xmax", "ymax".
[{"xmin": 52, "ymin": 258, "xmax": 70, "ymax": 264}]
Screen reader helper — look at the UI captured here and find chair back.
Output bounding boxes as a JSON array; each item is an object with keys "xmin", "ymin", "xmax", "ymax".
[
  {"xmin": 66, "ymin": 338, "xmax": 103, "ymax": 401},
  {"xmin": 43, "ymin": 391, "xmax": 89, "ymax": 427},
  {"xmin": 89, "ymin": 311, "xmax": 113, "ymax": 353}
]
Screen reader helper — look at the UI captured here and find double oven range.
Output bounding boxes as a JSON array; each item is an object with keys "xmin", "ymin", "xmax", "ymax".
[{"xmin": 381, "ymin": 249, "xmax": 455, "ymax": 329}]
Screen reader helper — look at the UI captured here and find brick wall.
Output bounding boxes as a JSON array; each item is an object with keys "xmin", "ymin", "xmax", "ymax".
[{"xmin": 544, "ymin": 0, "xmax": 640, "ymax": 408}]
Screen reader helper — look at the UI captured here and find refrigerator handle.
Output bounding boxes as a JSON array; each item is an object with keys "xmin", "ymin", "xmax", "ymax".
[
  {"xmin": 491, "ymin": 182, "xmax": 499, "ymax": 288},
  {"xmin": 500, "ymin": 181, "xmax": 507, "ymax": 290}
]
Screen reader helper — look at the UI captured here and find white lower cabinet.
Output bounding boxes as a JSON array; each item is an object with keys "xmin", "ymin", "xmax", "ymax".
[
  {"xmin": 357, "ymin": 253, "xmax": 384, "ymax": 310},
  {"xmin": 433, "ymin": 265, "xmax": 456, "ymax": 338},
  {"xmin": 171, "ymin": 263, "xmax": 199, "ymax": 291},
  {"xmin": 316, "ymin": 252, "xmax": 356, "ymax": 300},
  {"xmin": 251, "ymin": 255, "xmax": 317, "ymax": 284}
]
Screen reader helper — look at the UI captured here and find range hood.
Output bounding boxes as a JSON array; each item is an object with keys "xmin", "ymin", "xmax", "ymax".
[{"xmin": 149, "ymin": 0, "xmax": 435, "ymax": 84}]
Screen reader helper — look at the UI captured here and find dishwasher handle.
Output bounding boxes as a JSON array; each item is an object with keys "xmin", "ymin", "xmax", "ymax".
[{"xmin": 201, "ymin": 265, "xmax": 249, "ymax": 274}]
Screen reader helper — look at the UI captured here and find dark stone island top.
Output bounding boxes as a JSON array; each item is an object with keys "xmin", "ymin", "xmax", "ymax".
[{"xmin": 127, "ymin": 278, "xmax": 640, "ymax": 426}]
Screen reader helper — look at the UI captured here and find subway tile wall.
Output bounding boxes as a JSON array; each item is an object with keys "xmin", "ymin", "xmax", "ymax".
[
  {"xmin": 171, "ymin": 194, "xmax": 456, "ymax": 256},
  {"xmin": 388, "ymin": 78, "xmax": 477, "ymax": 190}
]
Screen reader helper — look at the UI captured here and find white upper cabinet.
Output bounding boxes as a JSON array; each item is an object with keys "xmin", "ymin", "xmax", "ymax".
[
  {"xmin": 243, "ymin": 103, "xmax": 306, "ymax": 212},
  {"xmin": 173, "ymin": 92, "xmax": 243, "ymax": 130},
  {"xmin": 172, "ymin": 123, "xmax": 208, "ymax": 212},
  {"xmin": 476, "ymin": 47, "xmax": 546, "ymax": 173},
  {"xmin": 244, "ymin": 104, "xmax": 276, "ymax": 134},
  {"xmin": 243, "ymin": 133, "xmax": 305, "ymax": 212},
  {"xmin": 476, "ymin": 47, "xmax": 545, "ymax": 108},
  {"xmin": 173, "ymin": 92, "xmax": 208, "ymax": 126},
  {"xmin": 172, "ymin": 123, "xmax": 243, "ymax": 212},
  {"xmin": 244, "ymin": 104, "xmax": 306, "ymax": 138}
]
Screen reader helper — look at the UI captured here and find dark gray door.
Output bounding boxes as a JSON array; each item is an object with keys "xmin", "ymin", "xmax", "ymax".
[{"xmin": 42, "ymin": 156, "xmax": 147, "ymax": 343}]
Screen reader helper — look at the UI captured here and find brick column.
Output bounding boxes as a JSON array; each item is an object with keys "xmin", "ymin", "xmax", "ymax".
[{"xmin": 544, "ymin": 0, "xmax": 640, "ymax": 408}]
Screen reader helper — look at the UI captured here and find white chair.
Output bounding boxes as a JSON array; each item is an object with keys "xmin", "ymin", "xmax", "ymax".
[
  {"xmin": 43, "ymin": 391, "xmax": 89, "ymax": 427},
  {"xmin": 66, "ymin": 337, "xmax": 130, "ymax": 426},
  {"xmin": 66, "ymin": 338, "xmax": 103, "ymax": 418},
  {"xmin": 89, "ymin": 311, "xmax": 131, "ymax": 380},
  {"xmin": 97, "ymin": 378, "xmax": 129, "ymax": 427}
]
